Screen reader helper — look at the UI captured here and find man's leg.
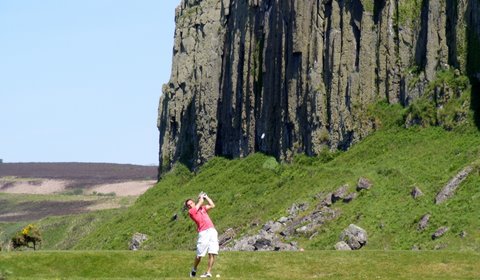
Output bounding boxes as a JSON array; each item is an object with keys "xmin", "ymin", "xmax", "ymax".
[
  {"xmin": 206, "ymin": 254, "xmax": 215, "ymax": 274},
  {"xmin": 193, "ymin": 256, "xmax": 201, "ymax": 271}
]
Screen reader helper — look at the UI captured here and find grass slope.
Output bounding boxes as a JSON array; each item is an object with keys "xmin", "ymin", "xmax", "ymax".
[
  {"xmin": 0, "ymin": 193, "xmax": 135, "ymax": 250},
  {"xmin": 75, "ymin": 104, "xmax": 480, "ymax": 252},
  {"xmin": 1, "ymin": 250, "xmax": 479, "ymax": 279}
]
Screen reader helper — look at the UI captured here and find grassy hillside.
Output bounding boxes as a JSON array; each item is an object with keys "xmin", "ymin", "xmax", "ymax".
[
  {"xmin": 0, "ymin": 193, "xmax": 135, "ymax": 250},
  {"xmin": 74, "ymin": 102, "xmax": 480, "ymax": 251},
  {"xmin": 1, "ymin": 250, "xmax": 479, "ymax": 279}
]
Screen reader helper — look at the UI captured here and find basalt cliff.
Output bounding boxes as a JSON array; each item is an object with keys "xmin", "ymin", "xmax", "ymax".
[{"xmin": 158, "ymin": 0, "xmax": 480, "ymax": 174}]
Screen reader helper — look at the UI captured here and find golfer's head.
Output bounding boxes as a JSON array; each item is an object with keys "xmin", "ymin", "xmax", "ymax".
[{"xmin": 185, "ymin": 199, "xmax": 195, "ymax": 209}]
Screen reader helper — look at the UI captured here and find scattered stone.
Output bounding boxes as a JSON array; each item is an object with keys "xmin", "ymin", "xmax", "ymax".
[
  {"xmin": 459, "ymin": 231, "xmax": 467, "ymax": 238},
  {"xmin": 226, "ymin": 229, "xmax": 298, "ymax": 252},
  {"xmin": 171, "ymin": 213, "xmax": 178, "ymax": 221},
  {"xmin": 278, "ymin": 216, "xmax": 289, "ymax": 224},
  {"xmin": 411, "ymin": 186, "xmax": 424, "ymax": 199},
  {"xmin": 334, "ymin": 241, "xmax": 352, "ymax": 251},
  {"xmin": 253, "ymin": 238, "xmax": 272, "ymax": 251},
  {"xmin": 288, "ymin": 203, "xmax": 309, "ymax": 216},
  {"xmin": 356, "ymin": 177, "xmax": 372, "ymax": 191},
  {"xmin": 417, "ymin": 214, "xmax": 431, "ymax": 231},
  {"xmin": 218, "ymin": 228, "xmax": 235, "ymax": 247},
  {"xmin": 321, "ymin": 192, "xmax": 333, "ymax": 207},
  {"xmin": 332, "ymin": 185, "xmax": 349, "ymax": 202},
  {"xmin": 432, "ymin": 226, "xmax": 449, "ymax": 240},
  {"xmin": 435, "ymin": 166, "xmax": 473, "ymax": 204},
  {"xmin": 339, "ymin": 224, "xmax": 368, "ymax": 250},
  {"xmin": 411, "ymin": 245, "xmax": 420, "ymax": 251},
  {"xmin": 129, "ymin": 233, "xmax": 148, "ymax": 250},
  {"xmin": 295, "ymin": 226, "xmax": 309, "ymax": 234},
  {"xmin": 263, "ymin": 221, "xmax": 283, "ymax": 233},
  {"xmin": 343, "ymin": 192, "xmax": 358, "ymax": 203}
]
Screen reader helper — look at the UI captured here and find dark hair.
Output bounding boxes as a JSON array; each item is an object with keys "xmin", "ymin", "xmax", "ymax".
[{"xmin": 184, "ymin": 198, "xmax": 193, "ymax": 208}]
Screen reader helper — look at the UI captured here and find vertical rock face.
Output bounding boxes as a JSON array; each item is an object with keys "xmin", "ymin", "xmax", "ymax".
[{"xmin": 158, "ymin": 0, "xmax": 480, "ymax": 174}]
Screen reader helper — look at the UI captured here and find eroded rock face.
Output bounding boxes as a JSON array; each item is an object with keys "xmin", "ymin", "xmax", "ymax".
[{"xmin": 158, "ymin": 0, "xmax": 480, "ymax": 173}]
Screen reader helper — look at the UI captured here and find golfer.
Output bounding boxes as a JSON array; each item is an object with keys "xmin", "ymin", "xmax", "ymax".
[{"xmin": 185, "ymin": 192, "xmax": 219, "ymax": 278}]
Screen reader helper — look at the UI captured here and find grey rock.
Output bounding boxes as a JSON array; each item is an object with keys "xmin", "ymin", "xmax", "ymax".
[
  {"xmin": 129, "ymin": 233, "xmax": 148, "ymax": 251},
  {"xmin": 332, "ymin": 185, "xmax": 349, "ymax": 202},
  {"xmin": 321, "ymin": 192, "xmax": 333, "ymax": 207},
  {"xmin": 334, "ymin": 241, "xmax": 352, "ymax": 251},
  {"xmin": 432, "ymin": 226, "xmax": 449, "ymax": 240},
  {"xmin": 411, "ymin": 186, "xmax": 424, "ymax": 199},
  {"xmin": 228, "ymin": 228, "xmax": 298, "ymax": 252},
  {"xmin": 218, "ymin": 228, "xmax": 235, "ymax": 248},
  {"xmin": 356, "ymin": 178, "xmax": 372, "ymax": 191},
  {"xmin": 287, "ymin": 203, "xmax": 309, "ymax": 216},
  {"xmin": 263, "ymin": 221, "xmax": 283, "ymax": 233},
  {"xmin": 278, "ymin": 216, "xmax": 289, "ymax": 224},
  {"xmin": 417, "ymin": 214, "xmax": 431, "ymax": 231},
  {"xmin": 459, "ymin": 231, "xmax": 467, "ymax": 238},
  {"xmin": 339, "ymin": 224, "xmax": 368, "ymax": 250},
  {"xmin": 343, "ymin": 192, "xmax": 358, "ymax": 203},
  {"xmin": 435, "ymin": 167, "xmax": 473, "ymax": 204},
  {"xmin": 295, "ymin": 226, "xmax": 309, "ymax": 234}
]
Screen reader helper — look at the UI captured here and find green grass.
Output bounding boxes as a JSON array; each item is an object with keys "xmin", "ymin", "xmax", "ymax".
[{"xmin": 0, "ymin": 250, "xmax": 479, "ymax": 279}]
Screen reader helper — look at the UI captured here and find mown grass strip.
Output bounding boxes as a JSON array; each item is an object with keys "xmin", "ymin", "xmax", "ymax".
[{"xmin": 1, "ymin": 250, "xmax": 479, "ymax": 279}]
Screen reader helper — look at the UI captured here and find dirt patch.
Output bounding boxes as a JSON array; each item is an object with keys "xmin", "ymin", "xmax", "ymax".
[
  {"xmin": 86, "ymin": 180, "xmax": 156, "ymax": 196},
  {"xmin": 0, "ymin": 200, "xmax": 96, "ymax": 222},
  {"xmin": 0, "ymin": 179, "xmax": 68, "ymax": 194}
]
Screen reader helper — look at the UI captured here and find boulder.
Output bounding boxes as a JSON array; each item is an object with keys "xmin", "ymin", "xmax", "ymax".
[
  {"xmin": 218, "ymin": 228, "xmax": 235, "ymax": 248},
  {"xmin": 129, "ymin": 233, "xmax": 148, "ymax": 250},
  {"xmin": 263, "ymin": 221, "xmax": 283, "ymax": 233},
  {"xmin": 411, "ymin": 186, "xmax": 424, "ymax": 199},
  {"xmin": 339, "ymin": 224, "xmax": 368, "ymax": 250},
  {"xmin": 334, "ymin": 241, "xmax": 352, "ymax": 251},
  {"xmin": 417, "ymin": 214, "xmax": 431, "ymax": 231},
  {"xmin": 432, "ymin": 227, "xmax": 449, "ymax": 240},
  {"xmin": 332, "ymin": 185, "xmax": 349, "ymax": 202},
  {"xmin": 356, "ymin": 177, "xmax": 372, "ymax": 191},
  {"xmin": 435, "ymin": 167, "xmax": 473, "ymax": 204},
  {"xmin": 288, "ymin": 203, "xmax": 309, "ymax": 216},
  {"xmin": 343, "ymin": 192, "xmax": 358, "ymax": 203},
  {"xmin": 321, "ymin": 192, "xmax": 333, "ymax": 207}
]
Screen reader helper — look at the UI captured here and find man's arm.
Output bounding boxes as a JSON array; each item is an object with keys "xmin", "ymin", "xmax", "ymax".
[
  {"xmin": 204, "ymin": 194, "xmax": 215, "ymax": 211},
  {"xmin": 194, "ymin": 195, "xmax": 204, "ymax": 210}
]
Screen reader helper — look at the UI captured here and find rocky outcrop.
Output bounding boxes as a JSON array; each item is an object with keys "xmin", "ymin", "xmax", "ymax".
[
  {"xmin": 158, "ymin": 0, "xmax": 480, "ymax": 173},
  {"xmin": 435, "ymin": 166, "xmax": 473, "ymax": 204}
]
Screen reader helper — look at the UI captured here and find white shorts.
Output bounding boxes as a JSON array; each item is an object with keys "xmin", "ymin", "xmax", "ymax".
[{"xmin": 197, "ymin": 228, "xmax": 219, "ymax": 257}]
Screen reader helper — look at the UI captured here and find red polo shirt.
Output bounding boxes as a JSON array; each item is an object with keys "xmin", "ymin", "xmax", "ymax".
[{"xmin": 189, "ymin": 206, "xmax": 214, "ymax": 232}]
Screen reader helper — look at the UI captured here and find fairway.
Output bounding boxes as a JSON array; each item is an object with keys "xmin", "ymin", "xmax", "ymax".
[{"xmin": 1, "ymin": 250, "xmax": 479, "ymax": 279}]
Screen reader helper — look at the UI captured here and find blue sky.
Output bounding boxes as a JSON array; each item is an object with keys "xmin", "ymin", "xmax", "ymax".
[{"xmin": 0, "ymin": 0, "xmax": 179, "ymax": 165}]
